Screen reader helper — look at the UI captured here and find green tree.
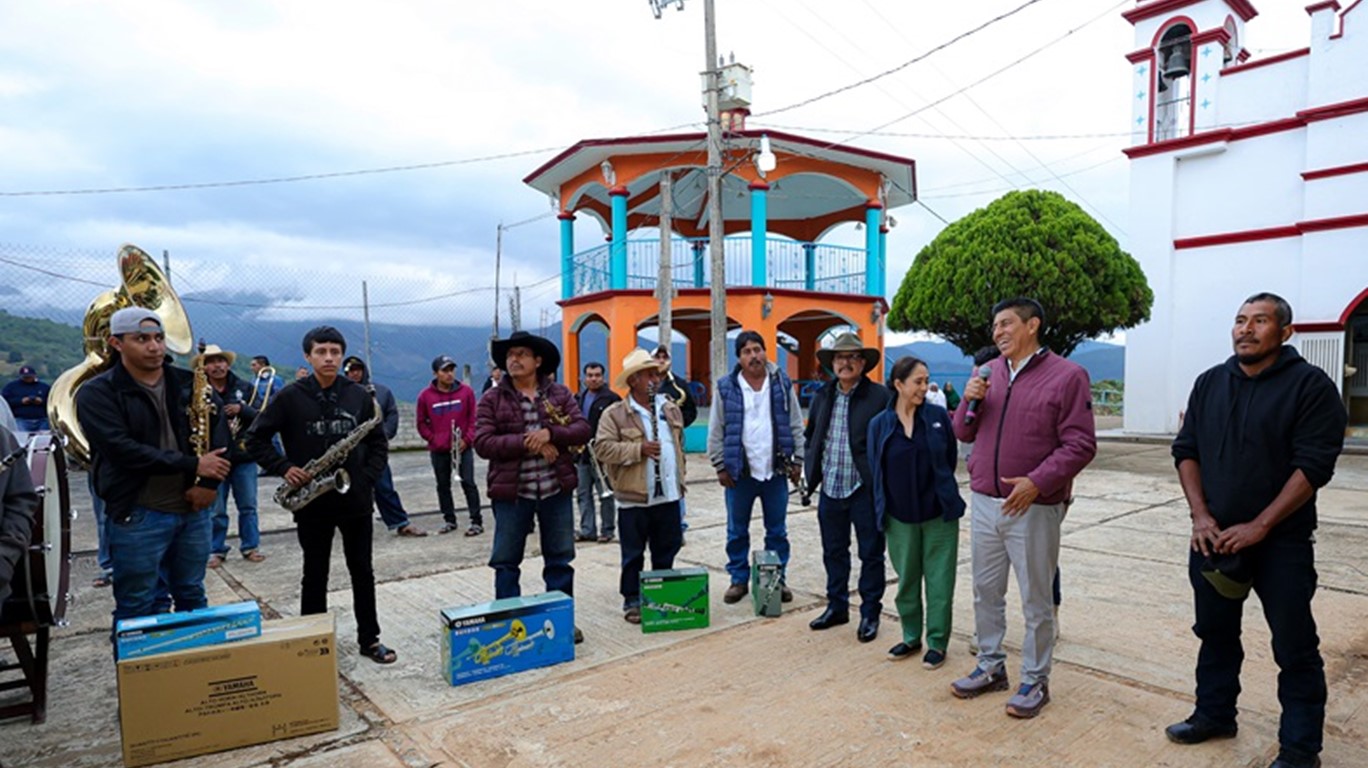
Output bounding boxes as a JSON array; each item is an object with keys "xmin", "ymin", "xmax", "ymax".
[{"xmin": 888, "ymin": 190, "xmax": 1152, "ymax": 357}]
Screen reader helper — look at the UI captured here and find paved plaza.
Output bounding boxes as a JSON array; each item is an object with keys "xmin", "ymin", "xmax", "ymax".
[{"xmin": 2, "ymin": 436, "xmax": 1367, "ymax": 767}]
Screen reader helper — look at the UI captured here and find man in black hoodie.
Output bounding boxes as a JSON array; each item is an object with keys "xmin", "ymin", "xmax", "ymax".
[
  {"xmin": 246, "ymin": 326, "xmax": 397, "ymax": 664},
  {"xmin": 1166, "ymin": 293, "xmax": 1346, "ymax": 768},
  {"xmin": 344, "ymin": 356, "xmax": 426, "ymax": 537}
]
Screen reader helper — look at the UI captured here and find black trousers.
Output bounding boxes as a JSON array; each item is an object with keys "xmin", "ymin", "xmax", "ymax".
[
  {"xmin": 297, "ymin": 512, "xmax": 381, "ymax": 649},
  {"xmin": 430, "ymin": 450, "xmax": 483, "ymax": 525},
  {"xmin": 1188, "ymin": 536, "xmax": 1325, "ymax": 759},
  {"xmin": 618, "ymin": 500, "xmax": 683, "ymax": 608}
]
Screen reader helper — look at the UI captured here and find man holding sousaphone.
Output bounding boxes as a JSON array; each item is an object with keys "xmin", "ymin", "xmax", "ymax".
[
  {"xmin": 77, "ymin": 307, "xmax": 232, "ymax": 634},
  {"xmin": 592, "ymin": 349, "xmax": 686, "ymax": 624}
]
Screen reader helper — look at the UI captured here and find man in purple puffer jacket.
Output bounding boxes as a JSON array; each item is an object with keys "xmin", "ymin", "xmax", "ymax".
[
  {"xmin": 474, "ymin": 331, "xmax": 591, "ymax": 644},
  {"xmin": 948, "ymin": 298, "xmax": 1096, "ymax": 719}
]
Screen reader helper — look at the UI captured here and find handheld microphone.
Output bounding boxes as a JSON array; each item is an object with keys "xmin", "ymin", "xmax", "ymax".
[{"xmin": 964, "ymin": 365, "xmax": 991, "ymax": 425}]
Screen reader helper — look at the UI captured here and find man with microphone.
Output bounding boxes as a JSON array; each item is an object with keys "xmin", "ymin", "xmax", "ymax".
[{"xmin": 949, "ymin": 298, "xmax": 1096, "ymax": 719}]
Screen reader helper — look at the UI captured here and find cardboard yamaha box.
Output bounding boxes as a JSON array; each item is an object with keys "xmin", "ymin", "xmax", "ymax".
[
  {"xmin": 441, "ymin": 591, "xmax": 574, "ymax": 686},
  {"xmin": 117, "ymin": 612, "xmax": 338, "ymax": 768},
  {"xmin": 751, "ymin": 550, "xmax": 784, "ymax": 617},
  {"xmin": 640, "ymin": 567, "xmax": 709, "ymax": 633},
  {"xmin": 116, "ymin": 600, "xmax": 262, "ymax": 660}
]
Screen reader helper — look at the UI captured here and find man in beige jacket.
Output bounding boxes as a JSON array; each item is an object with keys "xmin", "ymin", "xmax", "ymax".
[{"xmin": 593, "ymin": 349, "xmax": 687, "ymax": 623}]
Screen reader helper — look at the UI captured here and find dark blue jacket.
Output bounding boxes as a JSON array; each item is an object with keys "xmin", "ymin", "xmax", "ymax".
[
  {"xmin": 2, "ymin": 378, "xmax": 51, "ymax": 421},
  {"xmin": 707, "ymin": 362, "xmax": 803, "ymax": 481},
  {"xmin": 867, "ymin": 402, "xmax": 965, "ymax": 531}
]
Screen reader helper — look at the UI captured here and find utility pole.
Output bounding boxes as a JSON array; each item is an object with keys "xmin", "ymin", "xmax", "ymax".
[
  {"xmin": 703, "ymin": 0, "xmax": 726, "ymax": 392},
  {"xmin": 657, "ymin": 172, "xmax": 675, "ymax": 355},
  {"xmin": 361, "ymin": 280, "xmax": 374, "ymax": 372},
  {"xmin": 509, "ymin": 284, "xmax": 522, "ymax": 332}
]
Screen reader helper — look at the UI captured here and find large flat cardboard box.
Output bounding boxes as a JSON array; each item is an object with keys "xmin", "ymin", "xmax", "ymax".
[
  {"xmin": 440, "ymin": 591, "xmax": 574, "ymax": 686},
  {"xmin": 117, "ymin": 612, "xmax": 338, "ymax": 768},
  {"xmin": 116, "ymin": 600, "xmax": 262, "ymax": 660},
  {"xmin": 640, "ymin": 567, "xmax": 710, "ymax": 633}
]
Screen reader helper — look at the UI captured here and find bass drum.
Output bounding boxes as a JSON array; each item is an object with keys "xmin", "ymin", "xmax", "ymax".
[{"xmin": 4, "ymin": 433, "xmax": 73, "ymax": 627}]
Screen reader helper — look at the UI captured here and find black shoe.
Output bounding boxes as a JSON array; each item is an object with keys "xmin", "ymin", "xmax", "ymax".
[
  {"xmin": 780, "ymin": 586, "xmax": 794, "ymax": 603},
  {"xmin": 1269, "ymin": 752, "xmax": 1321, "ymax": 768},
  {"xmin": 573, "ymin": 626, "xmax": 585, "ymax": 644},
  {"xmin": 888, "ymin": 641, "xmax": 921, "ymax": 660},
  {"xmin": 1164, "ymin": 716, "xmax": 1238, "ymax": 745},
  {"xmin": 809, "ymin": 606, "xmax": 850, "ymax": 630},
  {"xmin": 857, "ymin": 617, "xmax": 879, "ymax": 643}
]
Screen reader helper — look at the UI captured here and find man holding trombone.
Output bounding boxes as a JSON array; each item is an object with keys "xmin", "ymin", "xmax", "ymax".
[{"xmin": 593, "ymin": 349, "xmax": 686, "ymax": 624}]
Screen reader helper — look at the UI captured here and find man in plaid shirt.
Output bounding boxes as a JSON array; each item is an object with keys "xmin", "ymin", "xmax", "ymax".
[{"xmin": 803, "ymin": 332, "xmax": 891, "ymax": 643}]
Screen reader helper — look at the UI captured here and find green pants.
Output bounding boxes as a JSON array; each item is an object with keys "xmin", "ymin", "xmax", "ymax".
[{"xmin": 885, "ymin": 516, "xmax": 959, "ymax": 651}]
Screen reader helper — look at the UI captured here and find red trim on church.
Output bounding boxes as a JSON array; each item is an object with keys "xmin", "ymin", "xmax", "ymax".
[
  {"xmin": 1174, "ymin": 213, "xmax": 1368, "ymax": 249},
  {"xmin": 1303, "ymin": 162, "xmax": 1368, "ymax": 181},
  {"xmin": 1122, "ymin": 0, "xmax": 1257, "ymax": 24},
  {"xmin": 1220, "ymin": 48, "xmax": 1310, "ymax": 76}
]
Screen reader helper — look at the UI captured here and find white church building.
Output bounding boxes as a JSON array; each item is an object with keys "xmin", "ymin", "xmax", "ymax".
[{"xmin": 1122, "ymin": 0, "xmax": 1368, "ymax": 433}]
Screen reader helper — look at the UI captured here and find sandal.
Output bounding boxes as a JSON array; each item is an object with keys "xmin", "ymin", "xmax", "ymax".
[
  {"xmin": 242, "ymin": 550, "xmax": 267, "ymax": 562},
  {"xmin": 464, "ymin": 524, "xmax": 483, "ymax": 536},
  {"xmin": 207, "ymin": 554, "xmax": 225, "ymax": 569},
  {"xmin": 397, "ymin": 525, "xmax": 428, "ymax": 537},
  {"xmin": 438, "ymin": 522, "xmax": 460, "ymax": 534},
  {"xmin": 362, "ymin": 642, "xmax": 398, "ymax": 664},
  {"xmin": 91, "ymin": 574, "xmax": 112, "ymax": 588}
]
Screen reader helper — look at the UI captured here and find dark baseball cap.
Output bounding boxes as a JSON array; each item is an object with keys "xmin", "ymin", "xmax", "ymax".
[
  {"xmin": 18, "ymin": 366, "xmax": 36, "ymax": 376},
  {"xmin": 431, "ymin": 355, "xmax": 457, "ymax": 372},
  {"xmin": 1200, "ymin": 553, "xmax": 1253, "ymax": 600}
]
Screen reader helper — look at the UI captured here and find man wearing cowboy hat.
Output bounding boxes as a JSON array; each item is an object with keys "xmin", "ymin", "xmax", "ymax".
[
  {"xmin": 804, "ymin": 332, "xmax": 891, "ymax": 642},
  {"xmin": 474, "ymin": 331, "xmax": 591, "ymax": 642},
  {"xmin": 198, "ymin": 343, "xmax": 268, "ymax": 566},
  {"xmin": 593, "ymin": 349, "xmax": 686, "ymax": 623}
]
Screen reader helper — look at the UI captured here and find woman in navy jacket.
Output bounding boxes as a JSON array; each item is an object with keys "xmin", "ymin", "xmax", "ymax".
[{"xmin": 868, "ymin": 356, "xmax": 966, "ymax": 669}]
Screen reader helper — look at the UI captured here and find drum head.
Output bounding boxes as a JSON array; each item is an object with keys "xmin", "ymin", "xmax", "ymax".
[{"xmin": 20, "ymin": 433, "xmax": 72, "ymax": 626}]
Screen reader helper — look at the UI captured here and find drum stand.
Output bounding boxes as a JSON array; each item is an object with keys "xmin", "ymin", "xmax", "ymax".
[{"xmin": 0, "ymin": 619, "xmax": 49, "ymax": 724}]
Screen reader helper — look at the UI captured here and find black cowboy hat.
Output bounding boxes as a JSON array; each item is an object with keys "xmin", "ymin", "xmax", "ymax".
[{"xmin": 491, "ymin": 331, "xmax": 560, "ymax": 377}]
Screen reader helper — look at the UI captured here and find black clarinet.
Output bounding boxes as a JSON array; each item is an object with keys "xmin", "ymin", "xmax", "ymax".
[{"xmin": 648, "ymin": 382, "xmax": 665, "ymax": 498}]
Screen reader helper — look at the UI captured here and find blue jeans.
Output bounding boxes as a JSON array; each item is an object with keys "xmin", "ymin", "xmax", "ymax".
[
  {"xmin": 724, "ymin": 474, "xmax": 790, "ymax": 585},
  {"xmin": 576, "ymin": 461, "xmax": 615, "ymax": 538},
  {"xmin": 16, "ymin": 417, "xmax": 48, "ymax": 433},
  {"xmin": 88, "ymin": 473, "xmax": 112, "ymax": 577},
  {"xmin": 210, "ymin": 462, "xmax": 261, "ymax": 556},
  {"xmin": 373, "ymin": 464, "xmax": 412, "ymax": 530},
  {"xmin": 489, "ymin": 491, "xmax": 575, "ymax": 599},
  {"xmin": 817, "ymin": 486, "xmax": 885, "ymax": 620},
  {"xmin": 107, "ymin": 505, "xmax": 210, "ymax": 631}
]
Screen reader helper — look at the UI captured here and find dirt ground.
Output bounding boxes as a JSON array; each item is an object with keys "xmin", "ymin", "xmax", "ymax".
[{"xmin": 2, "ymin": 434, "xmax": 1367, "ymax": 768}]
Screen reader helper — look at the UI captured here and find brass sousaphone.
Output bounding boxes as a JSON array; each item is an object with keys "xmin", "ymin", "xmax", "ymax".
[{"xmin": 47, "ymin": 244, "xmax": 194, "ymax": 467}]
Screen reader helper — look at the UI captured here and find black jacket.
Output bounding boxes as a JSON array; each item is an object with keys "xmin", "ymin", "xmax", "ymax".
[
  {"xmin": 576, "ymin": 386, "xmax": 621, "ymax": 463},
  {"xmin": 77, "ymin": 361, "xmax": 228, "ymax": 524},
  {"xmin": 245, "ymin": 376, "xmax": 388, "ymax": 521},
  {"xmin": 658, "ymin": 372, "xmax": 698, "ymax": 427},
  {"xmin": 0, "ymin": 427, "xmax": 39, "ymax": 605},
  {"xmin": 342, "ymin": 357, "xmax": 399, "ymax": 440},
  {"xmin": 1171, "ymin": 346, "xmax": 1345, "ymax": 538},
  {"xmin": 803, "ymin": 376, "xmax": 891, "ymax": 495},
  {"xmin": 215, "ymin": 370, "xmax": 259, "ymax": 465}
]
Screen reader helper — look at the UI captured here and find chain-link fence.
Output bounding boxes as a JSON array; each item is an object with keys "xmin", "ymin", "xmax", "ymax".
[{"xmin": 1, "ymin": 241, "xmax": 566, "ymax": 443}]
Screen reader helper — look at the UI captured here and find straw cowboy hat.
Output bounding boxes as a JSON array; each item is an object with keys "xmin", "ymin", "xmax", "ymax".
[
  {"xmin": 490, "ymin": 330, "xmax": 561, "ymax": 376},
  {"xmin": 815, "ymin": 332, "xmax": 879, "ymax": 370},
  {"xmin": 191, "ymin": 343, "xmax": 236, "ymax": 368},
  {"xmin": 614, "ymin": 348, "xmax": 664, "ymax": 389}
]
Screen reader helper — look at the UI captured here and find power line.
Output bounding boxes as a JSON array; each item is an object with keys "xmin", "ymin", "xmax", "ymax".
[
  {"xmin": 0, "ymin": 253, "xmax": 109, "ymax": 287},
  {"xmin": 753, "ymin": 123, "xmax": 1133, "ymax": 142},
  {"xmin": 921, "ymin": 155, "xmax": 1123, "ymax": 199},
  {"xmin": 0, "ymin": 146, "xmax": 563, "ymax": 198},
  {"xmin": 751, "ymin": 0, "xmax": 1052, "ymax": 119}
]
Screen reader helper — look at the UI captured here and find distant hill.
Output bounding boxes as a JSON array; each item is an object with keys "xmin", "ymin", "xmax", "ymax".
[
  {"xmin": 884, "ymin": 339, "xmax": 1124, "ymax": 388},
  {"xmin": 0, "ymin": 310, "xmax": 85, "ymax": 380}
]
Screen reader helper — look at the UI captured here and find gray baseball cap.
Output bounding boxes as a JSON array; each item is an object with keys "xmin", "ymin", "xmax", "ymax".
[{"xmin": 109, "ymin": 307, "xmax": 163, "ymax": 336}]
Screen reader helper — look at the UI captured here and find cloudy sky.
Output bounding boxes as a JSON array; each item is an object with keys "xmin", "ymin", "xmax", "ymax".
[{"xmin": 0, "ymin": 0, "xmax": 1312, "ymax": 334}]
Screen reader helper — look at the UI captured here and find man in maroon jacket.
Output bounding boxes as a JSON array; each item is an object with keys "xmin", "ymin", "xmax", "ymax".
[
  {"xmin": 417, "ymin": 355, "xmax": 483, "ymax": 535},
  {"xmin": 948, "ymin": 298, "xmax": 1096, "ymax": 719},
  {"xmin": 474, "ymin": 331, "xmax": 590, "ymax": 643}
]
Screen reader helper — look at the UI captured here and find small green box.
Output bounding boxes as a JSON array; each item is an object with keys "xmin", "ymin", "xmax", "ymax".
[
  {"xmin": 751, "ymin": 550, "xmax": 783, "ymax": 617},
  {"xmin": 640, "ymin": 568, "xmax": 710, "ymax": 633}
]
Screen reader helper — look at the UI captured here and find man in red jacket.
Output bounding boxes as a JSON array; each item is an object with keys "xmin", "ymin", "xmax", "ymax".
[
  {"xmin": 417, "ymin": 355, "xmax": 483, "ymax": 535},
  {"xmin": 474, "ymin": 332, "xmax": 590, "ymax": 643},
  {"xmin": 948, "ymin": 298, "xmax": 1096, "ymax": 719}
]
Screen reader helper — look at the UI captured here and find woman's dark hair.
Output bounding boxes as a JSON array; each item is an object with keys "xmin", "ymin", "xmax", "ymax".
[
  {"xmin": 301, "ymin": 325, "xmax": 347, "ymax": 354},
  {"xmin": 887, "ymin": 355, "xmax": 928, "ymax": 388}
]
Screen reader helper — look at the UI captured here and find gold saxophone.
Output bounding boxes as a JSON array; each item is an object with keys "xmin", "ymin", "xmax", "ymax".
[
  {"xmin": 187, "ymin": 358, "xmax": 216, "ymax": 476},
  {"xmin": 273, "ymin": 390, "xmax": 383, "ymax": 512},
  {"xmin": 542, "ymin": 398, "xmax": 585, "ymax": 456}
]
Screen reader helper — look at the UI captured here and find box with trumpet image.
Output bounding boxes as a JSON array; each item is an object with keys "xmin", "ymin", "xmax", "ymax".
[
  {"xmin": 639, "ymin": 568, "xmax": 710, "ymax": 633},
  {"xmin": 440, "ymin": 591, "xmax": 575, "ymax": 686}
]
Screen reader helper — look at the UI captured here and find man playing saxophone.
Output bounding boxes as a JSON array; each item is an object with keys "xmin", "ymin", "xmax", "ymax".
[
  {"xmin": 593, "ymin": 349, "xmax": 686, "ymax": 624},
  {"xmin": 77, "ymin": 308, "xmax": 231, "ymax": 635},
  {"xmin": 245, "ymin": 326, "xmax": 398, "ymax": 665}
]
